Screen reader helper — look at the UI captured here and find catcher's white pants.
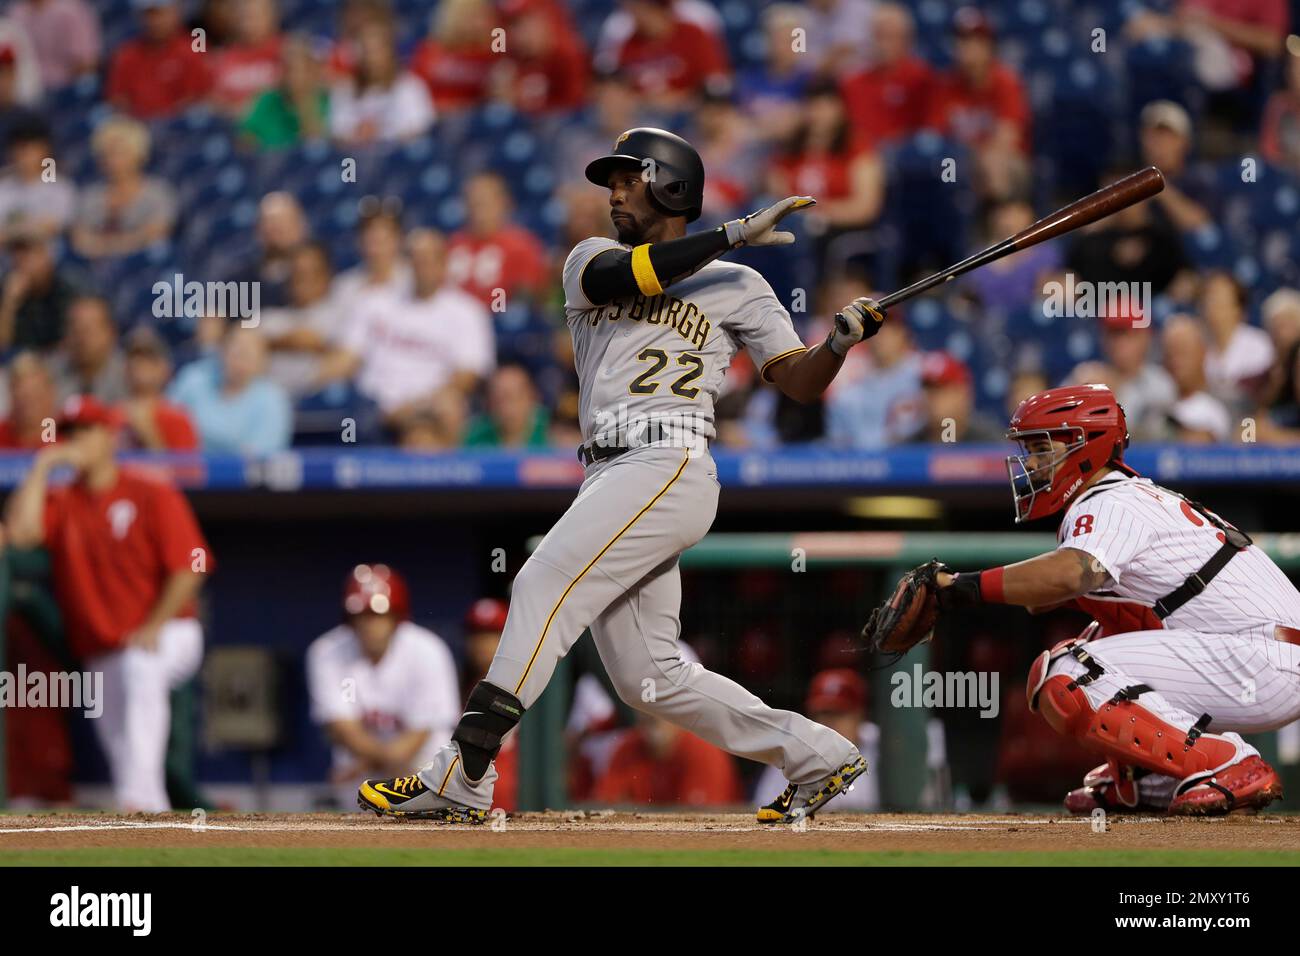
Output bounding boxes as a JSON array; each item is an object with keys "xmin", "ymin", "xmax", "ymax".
[
  {"xmin": 1052, "ymin": 628, "xmax": 1300, "ymax": 805},
  {"xmin": 418, "ymin": 446, "xmax": 856, "ymax": 810},
  {"xmin": 86, "ymin": 618, "xmax": 204, "ymax": 813}
]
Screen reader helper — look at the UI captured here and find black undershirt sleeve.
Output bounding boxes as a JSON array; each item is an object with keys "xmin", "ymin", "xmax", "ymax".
[{"xmin": 580, "ymin": 227, "xmax": 732, "ymax": 306}]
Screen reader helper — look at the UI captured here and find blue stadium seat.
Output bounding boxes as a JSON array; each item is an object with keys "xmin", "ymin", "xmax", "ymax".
[
  {"xmin": 294, "ymin": 382, "xmax": 384, "ymax": 447},
  {"xmin": 882, "ymin": 133, "xmax": 975, "ymax": 284},
  {"xmin": 1123, "ymin": 38, "xmax": 1198, "ymax": 129},
  {"xmin": 905, "ymin": 298, "xmax": 952, "ymax": 352},
  {"xmin": 1184, "ymin": 224, "xmax": 1237, "ymax": 271},
  {"xmin": 1032, "ymin": 55, "xmax": 1118, "ymax": 201}
]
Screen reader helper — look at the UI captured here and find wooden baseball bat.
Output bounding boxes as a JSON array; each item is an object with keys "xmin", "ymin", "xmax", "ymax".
[{"xmin": 877, "ymin": 166, "xmax": 1166, "ymax": 310}]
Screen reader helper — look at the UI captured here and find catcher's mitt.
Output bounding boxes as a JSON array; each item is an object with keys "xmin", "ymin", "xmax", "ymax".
[{"xmin": 861, "ymin": 559, "xmax": 950, "ymax": 655}]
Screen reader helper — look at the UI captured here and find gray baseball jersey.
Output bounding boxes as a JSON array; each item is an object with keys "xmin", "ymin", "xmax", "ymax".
[
  {"xmin": 412, "ymin": 238, "xmax": 858, "ymax": 813},
  {"xmin": 561, "ymin": 236, "xmax": 807, "ymax": 444}
]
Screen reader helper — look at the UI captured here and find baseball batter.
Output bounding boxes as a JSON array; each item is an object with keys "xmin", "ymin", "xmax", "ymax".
[
  {"xmin": 360, "ymin": 128, "xmax": 882, "ymax": 823},
  {"xmin": 867, "ymin": 383, "xmax": 1300, "ymax": 814}
]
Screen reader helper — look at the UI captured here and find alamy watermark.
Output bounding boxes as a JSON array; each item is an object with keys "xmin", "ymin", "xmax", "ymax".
[
  {"xmin": 152, "ymin": 273, "xmax": 261, "ymax": 326},
  {"xmin": 0, "ymin": 666, "xmax": 102, "ymax": 718},
  {"xmin": 588, "ymin": 405, "xmax": 711, "ymax": 458},
  {"xmin": 890, "ymin": 664, "xmax": 999, "ymax": 718},
  {"xmin": 1042, "ymin": 275, "xmax": 1151, "ymax": 328}
]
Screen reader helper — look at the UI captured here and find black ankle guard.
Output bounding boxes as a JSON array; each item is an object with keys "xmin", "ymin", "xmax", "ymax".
[{"xmin": 453, "ymin": 681, "xmax": 525, "ymax": 781}]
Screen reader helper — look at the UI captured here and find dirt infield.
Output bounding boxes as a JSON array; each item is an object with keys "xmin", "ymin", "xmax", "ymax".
[{"xmin": 3, "ymin": 811, "xmax": 1300, "ymax": 864}]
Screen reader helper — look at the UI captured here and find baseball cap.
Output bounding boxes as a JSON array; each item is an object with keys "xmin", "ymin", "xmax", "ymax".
[
  {"xmin": 57, "ymin": 394, "xmax": 121, "ymax": 431},
  {"xmin": 1140, "ymin": 100, "xmax": 1191, "ymax": 138},
  {"xmin": 806, "ymin": 668, "xmax": 866, "ymax": 715},
  {"xmin": 464, "ymin": 597, "xmax": 508, "ymax": 633},
  {"xmin": 920, "ymin": 351, "xmax": 972, "ymax": 388},
  {"xmin": 952, "ymin": 6, "xmax": 994, "ymax": 38}
]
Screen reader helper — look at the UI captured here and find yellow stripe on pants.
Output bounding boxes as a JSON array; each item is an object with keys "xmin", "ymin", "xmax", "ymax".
[{"xmin": 513, "ymin": 450, "xmax": 691, "ymax": 695}]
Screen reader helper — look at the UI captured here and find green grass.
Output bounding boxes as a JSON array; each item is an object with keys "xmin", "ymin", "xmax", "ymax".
[{"xmin": 4, "ymin": 847, "xmax": 1299, "ymax": 866}]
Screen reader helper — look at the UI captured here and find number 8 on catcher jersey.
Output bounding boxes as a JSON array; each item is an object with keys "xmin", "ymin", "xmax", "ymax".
[{"xmin": 562, "ymin": 236, "xmax": 808, "ymax": 446}]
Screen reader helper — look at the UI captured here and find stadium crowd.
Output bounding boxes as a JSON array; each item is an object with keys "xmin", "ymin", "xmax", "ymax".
[{"xmin": 0, "ymin": 0, "xmax": 1299, "ymax": 455}]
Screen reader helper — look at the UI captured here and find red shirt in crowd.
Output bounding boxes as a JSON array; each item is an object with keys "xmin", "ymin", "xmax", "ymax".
[
  {"xmin": 773, "ymin": 141, "xmax": 870, "ymax": 201},
  {"xmin": 409, "ymin": 40, "xmax": 497, "ymax": 110},
  {"xmin": 1184, "ymin": 0, "xmax": 1288, "ymax": 84},
  {"xmin": 613, "ymin": 19, "xmax": 730, "ymax": 97},
  {"xmin": 446, "ymin": 226, "xmax": 548, "ymax": 306},
  {"xmin": 927, "ymin": 62, "xmax": 1030, "ymax": 153},
  {"xmin": 107, "ymin": 32, "xmax": 213, "ymax": 119},
  {"xmin": 43, "ymin": 469, "xmax": 213, "ymax": 658},
  {"xmin": 152, "ymin": 403, "xmax": 200, "ymax": 450},
  {"xmin": 502, "ymin": 0, "xmax": 589, "ymax": 111},
  {"xmin": 594, "ymin": 727, "xmax": 741, "ymax": 807},
  {"xmin": 210, "ymin": 36, "xmax": 283, "ymax": 114},
  {"xmin": 117, "ymin": 402, "xmax": 200, "ymax": 452},
  {"xmin": 510, "ymin": 43, "xmax": 589, "ymax": 113},
  {"xmin": 841, "ymin": 56, "xmax": 935, "ymax": 144},
  {"xmin": 0, "ymin": 419, "xmax": 44, "ymax": 449}
]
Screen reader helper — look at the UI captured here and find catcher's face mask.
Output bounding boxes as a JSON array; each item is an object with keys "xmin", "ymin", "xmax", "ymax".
[{"xmin": 1005, "ymin": 429, "xmax": 1086, "ymax": 523}]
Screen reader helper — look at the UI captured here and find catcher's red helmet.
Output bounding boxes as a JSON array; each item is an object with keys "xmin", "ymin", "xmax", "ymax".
[
  {"xmin": 1005, "ymin": 384, "xmax": 1130, "ymax": 523},
  {"xmin": 464, "ymin": 597, "xmax": 508, "ymax": 633},
  {"xmin": 343, "ymin": 564, "xmax": 411, "ymax": 619}
]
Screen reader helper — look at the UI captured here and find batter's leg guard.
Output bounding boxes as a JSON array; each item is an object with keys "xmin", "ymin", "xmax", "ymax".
[{"xmin": 452, "ymin": 681, "xmax": 525, "ymax": 782}]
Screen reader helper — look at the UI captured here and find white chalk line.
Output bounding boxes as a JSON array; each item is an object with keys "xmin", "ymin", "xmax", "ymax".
[{"xmin": 0, "ymin": 816, "xmax": 1179, "ymax": 836}]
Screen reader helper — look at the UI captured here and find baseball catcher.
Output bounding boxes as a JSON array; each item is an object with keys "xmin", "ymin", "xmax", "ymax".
[{"xmin": 859, "ymin": 383, "xmax": 1300, "ymax": 815}]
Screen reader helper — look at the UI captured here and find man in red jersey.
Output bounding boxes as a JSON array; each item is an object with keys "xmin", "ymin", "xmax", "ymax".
[
  {"xmin": 604, "ymin": 0, "xmax": 731, "ymax": 110},
  {"xmin": 3, "ymin": 394, "xmax": 214, "ymax": 811},
  {"xmin": 445, "ymin": 172, "xmax": 548, "ymax": 309},
  {"xmin": 926, "ymin": 6, "xmax": 1030, "ymax": 200},
  {"xmin": 840, "ymin": 3, "xmax": 935, "ymax": 146},
  {"xmin": 106, "ymin": 0, "xmax": 212, "ymax": 119}
]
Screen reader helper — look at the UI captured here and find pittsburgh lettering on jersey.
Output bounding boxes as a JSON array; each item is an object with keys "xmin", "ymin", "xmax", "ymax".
[{"xmin": 589, "ymin": 293, "xmax": 711, "ymax": 350}]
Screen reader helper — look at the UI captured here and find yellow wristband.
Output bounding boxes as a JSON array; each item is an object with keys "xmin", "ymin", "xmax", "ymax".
[{"xmin": 630, "ymin": 243, "xmax": 664, "ymax": 297}]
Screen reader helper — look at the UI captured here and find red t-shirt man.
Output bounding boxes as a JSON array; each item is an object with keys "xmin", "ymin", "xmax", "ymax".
[
  {"xmin": 612, "ymin": 17, "xmax": 730, "ymax": 98},
  {"xmin": 153, "ymin": 403, "xmax": 200, "ymax": 450},
  {"xmin": 773, "ymin": 142, "xmax": 871, "ymax": 202},
  {"xmin": 210, "ymin": 36, "xmax": 283, "ymax": 115},
  {"xmin": 927, "ymin": 61, "xmax": 1031, "ymax": 153},
  {"xmin": 502, "ymin": 0, "xmax": 589, "ymax": 113},
  {"xmin": 107, "ymin": 31, "xmax": 213, "ymax": 119},
  {"xmin": 0, "ymin": 419, "xmax": 44, "ymax": 449},
  {"xmin": 841, "ymin": 56, "xmax": 935, "ymax": 144},
  {"xmin": 44, "ymin": 467, "xmax": 212, "ymax": 659},
  {"xmin": 409, "ymin": 40, "xmax": 497, "ymax": 111},
  {"xmin": 445, "ymin": 226, "xmax": 548, "ymax": 307}
]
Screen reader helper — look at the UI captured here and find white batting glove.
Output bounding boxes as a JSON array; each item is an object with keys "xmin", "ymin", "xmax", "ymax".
[
  {"xmin": 723, "ymin": 196, "xmax": 816, "ymax": 248},
  {"xmin": 827, "ymin": 296, "xmax": 885, "ymax": 356}
]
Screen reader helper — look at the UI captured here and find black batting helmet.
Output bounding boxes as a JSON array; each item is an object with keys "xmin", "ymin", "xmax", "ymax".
[{"xmin": 584, "ymin": 127, "xmax": 705, "ymax": 222}]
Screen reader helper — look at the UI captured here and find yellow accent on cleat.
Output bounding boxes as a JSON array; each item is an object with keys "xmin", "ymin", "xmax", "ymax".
[{"xmin": 358, "ymin": 780, "xmax": 392, "ymax": 812}]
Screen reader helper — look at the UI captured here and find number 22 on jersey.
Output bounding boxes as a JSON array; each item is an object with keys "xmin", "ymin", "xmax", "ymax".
[{"xmin": 629, "ymin": 348, "xmax": 705, "ymax": 399}]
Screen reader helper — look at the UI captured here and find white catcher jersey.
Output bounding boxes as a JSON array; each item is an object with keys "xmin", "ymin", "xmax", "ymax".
[
  {"xmin": 307, "ymin": 621, "xmax": 461, "ymax": 773},
  {"xmin": 562, "ymin": 236, "xmax": 807, "ymax": 444},
  {"xmin": 1057, "ymin": 473, "xmax": 1300, "ymax": 639}
]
